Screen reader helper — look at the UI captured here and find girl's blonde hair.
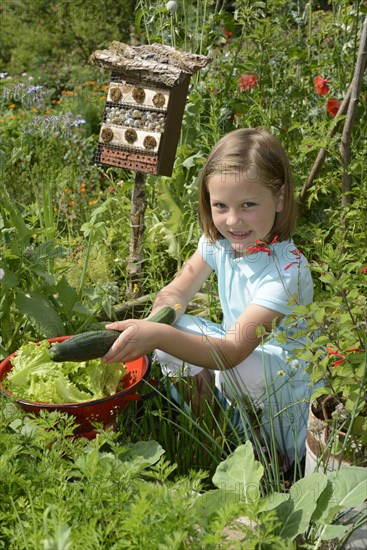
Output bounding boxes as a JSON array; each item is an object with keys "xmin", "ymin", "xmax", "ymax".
[{"xmin": 198, "ymin": 128, "xmax": 296, "ymax": 243}]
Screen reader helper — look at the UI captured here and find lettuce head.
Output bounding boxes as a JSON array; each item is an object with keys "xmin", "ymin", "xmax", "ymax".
[{"xmin": 6, "ymin": 340, "xmax": 126, "ymax": 404}]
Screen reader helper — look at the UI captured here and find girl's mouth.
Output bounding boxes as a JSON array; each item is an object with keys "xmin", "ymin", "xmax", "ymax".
[{"xmin": 229, "ymin": 230, "xmax": 252, "ymax": 240}]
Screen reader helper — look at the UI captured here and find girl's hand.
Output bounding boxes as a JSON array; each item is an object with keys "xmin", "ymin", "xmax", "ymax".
[{"xmin": 102, "ymin": 319, "xmax": 160, "ymax": 364}]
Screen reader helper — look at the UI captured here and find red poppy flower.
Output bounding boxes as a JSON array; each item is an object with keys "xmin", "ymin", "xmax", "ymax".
[
  {"xmin": 361, "ymin": 266, "xmax": 367, "ymax": 274},
  {"xmin": 326, "ymin": 98, "xmax": 341, "ymax": 117},
  {"xmin": 223, "ymin": 28, "xmax": 233, "ymax": 40},
  {"xmin": 314, "ymin": 75, "xmax": 329, "ymax": 96},
  {"xmin": 239, "ymin": 74, "xmax": 259, "ymax": 92}
]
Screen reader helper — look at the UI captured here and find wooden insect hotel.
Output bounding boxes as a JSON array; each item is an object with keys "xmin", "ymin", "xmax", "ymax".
[{"xmin": 90, "ymin": 42, "xmax": 210, "ymax": 176}]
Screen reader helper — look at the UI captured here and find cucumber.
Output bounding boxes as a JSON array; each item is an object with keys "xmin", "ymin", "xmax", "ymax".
[{"xmin": 49, "ymin": 305, "xmax": 178, "ymax": 362}]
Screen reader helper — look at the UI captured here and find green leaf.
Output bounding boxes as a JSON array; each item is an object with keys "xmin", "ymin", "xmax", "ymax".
[
  {"xmin": 257, "ymin": 491, "xmax": 289, "ymax": 513},
  {"xmin": 0, "ymin": 189, "xmax": 32, "ymax": 245},
  {"xmin": 0, "ymin": 268, "xmax": 19, "ymax": 289},
  {"xmin": 56, "ymin": 276, "xmax": 79, "ymax": 311},
  {"xmin": 322, "ymin": 466, "xmax": 367, "ymax": 521},
  {"xmin": 157, "ymin": 182, "xmax": 182, "ymax": 233},
  {"xmin": 313, "ymin": 308, "xmax": 325, "ymax": 323},
  {"xmin": 15, "ymin": 290, "xmax": 65, "ymax": 337},
  {"xmin": 276, "ymin": 473, "xmax": 328, "ymax": 539},
  {"xmin": 212, "ymin": 442, "xmax": 264, "ymax": 503},
  {"xmin": 192, "ymin": 488, "xmax": 245, "ymax": 520},
  {"xmin": 118, "ymin": 440, "xmax": 165, "ymax": 468},
  {"xmin": 319, "ymin": 523, "xmax": 349, "ymax": 541},
  {"xmin": 182, "ymin": 151, "xmax": 204, "ymax": 170}
]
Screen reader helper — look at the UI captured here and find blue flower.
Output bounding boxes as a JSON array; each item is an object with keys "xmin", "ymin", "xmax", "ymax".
[
  {"xmin": 71, "ymin": 118, "xmax": 86, "ymax": 127},
  {"xmin": 27, "ymin": 85, "xmax": 44, "ymax": 93}
]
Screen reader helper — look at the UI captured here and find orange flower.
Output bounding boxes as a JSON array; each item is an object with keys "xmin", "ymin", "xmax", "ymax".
[
  {"xmin": 31, "ymin": 108, "xmax": 38, "ymax": 113},
  {"xmin": 9, "ymin": 103, "xmax": 16, "ymax": 109},
  {"xmin": 88, "ymin": 200, "xmax": 97, "ymax": 205},
  {"xmin": 314, "ymin": 75, "xmax": 329, "ymax": 96},
  {"xmin": 326, "ymin": 98, "xmax": 341, "ymax": 117},
  {"xmin": 8, "ymin": 116, "xmax": 14, "ymax": 120},
  {"xmin": 69, "ymin": 200, "xmax": 76, "ymax": 207}
]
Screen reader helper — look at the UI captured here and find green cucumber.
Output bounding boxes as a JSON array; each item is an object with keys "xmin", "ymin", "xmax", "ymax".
[{"xmin": 49, "ymin": 305, "xmax": 178, "ymax": 362}]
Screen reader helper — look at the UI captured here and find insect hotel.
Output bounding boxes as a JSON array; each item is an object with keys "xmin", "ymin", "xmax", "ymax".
[{"xmin": 90, "ymin": 42, "xmax": 210, "ymax": 176}]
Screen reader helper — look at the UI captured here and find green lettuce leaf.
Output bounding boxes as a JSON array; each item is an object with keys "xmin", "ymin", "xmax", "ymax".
[{"xmin": 6, "ymin": 340, "xmax": 126, "ymax": 404}]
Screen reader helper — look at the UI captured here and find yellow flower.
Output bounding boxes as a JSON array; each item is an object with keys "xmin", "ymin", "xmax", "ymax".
[
  {"xmin": 31, "ymin": 108, "xmax": 38, "ymax": 113},
  {"xmin": 9, "ymin": 103, "xmax": 16, "ymax": 109},
  {"xmin": 8, "ymin": 116, "xmax": 14, "ymax": 120},
  {"xmin": 88, "ymin": 200, "xmax": 97, "ymax": 205}
]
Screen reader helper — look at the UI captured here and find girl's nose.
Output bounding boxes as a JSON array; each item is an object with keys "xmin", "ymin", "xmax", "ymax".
[{"xmin": 226, "ymin": 209, "xmax": 241, "ymax": 226}]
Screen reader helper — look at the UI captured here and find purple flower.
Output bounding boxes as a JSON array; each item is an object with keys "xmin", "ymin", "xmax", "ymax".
[{"xmin": 0, "ymin": 72, "xmax": 8, "ymax": 79}]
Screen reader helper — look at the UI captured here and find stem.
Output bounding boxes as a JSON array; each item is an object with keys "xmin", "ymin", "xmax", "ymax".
[
  {"xmin": 299, "ymin": 86, "xmax": 352, "ymax": 204},
  {"xmin": 78, "ymin": 226, "xmax": 94, "ymax": 295},
  {"xmin": 340, "ymin": 15, "xmax": 367, "ymax": 209}
]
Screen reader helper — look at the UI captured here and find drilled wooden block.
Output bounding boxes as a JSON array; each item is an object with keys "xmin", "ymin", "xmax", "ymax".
[{"xmin": 98, "ymin": 146, "xmax": 158, "ymax": 174}]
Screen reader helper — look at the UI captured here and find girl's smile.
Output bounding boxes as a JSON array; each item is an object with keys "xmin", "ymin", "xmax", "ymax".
[{"xmin": 207, "ymin": 173, "xmax": 284, "ymax": 255}]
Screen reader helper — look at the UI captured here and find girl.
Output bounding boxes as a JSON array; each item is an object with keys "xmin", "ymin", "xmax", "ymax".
[{"xmin": 104, "ymin": 128, "xmax": 314, "ymax": 465}]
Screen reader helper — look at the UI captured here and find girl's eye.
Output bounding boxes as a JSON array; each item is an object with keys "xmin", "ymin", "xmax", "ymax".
[
  {"xmin": 243, "ymin": 202, "xmax": 255, "ymax": 208},
  {"xmin": 213, "ymin": 202, "xmax": 226, "ymax": 209}
]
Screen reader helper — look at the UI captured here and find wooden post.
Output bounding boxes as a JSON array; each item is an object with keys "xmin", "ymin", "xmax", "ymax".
[{"xmin": 127, "ymin": 171, "xmax": 147, "ymax": 298}]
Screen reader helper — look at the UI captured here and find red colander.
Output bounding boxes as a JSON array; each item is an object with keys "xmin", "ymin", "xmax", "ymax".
[{"xmin": 0, "ymin": 336, "xmax": 153, "ymax": 439}]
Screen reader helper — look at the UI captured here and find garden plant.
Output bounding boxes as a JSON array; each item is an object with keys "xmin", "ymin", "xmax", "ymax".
[{"xmin": 1, "ymin": 0, "xmax": 367, "ymax": 548}]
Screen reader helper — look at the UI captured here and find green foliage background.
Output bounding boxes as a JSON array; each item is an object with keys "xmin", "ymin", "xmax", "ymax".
[{"xmin": 0, "ymin": 1, "xmax": 367, "ymax": 545}]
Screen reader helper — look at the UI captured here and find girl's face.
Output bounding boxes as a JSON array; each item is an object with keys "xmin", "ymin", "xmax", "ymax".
[{"xmin": 207, "ymin": 172, "xmax": 284, "ymax": 255}]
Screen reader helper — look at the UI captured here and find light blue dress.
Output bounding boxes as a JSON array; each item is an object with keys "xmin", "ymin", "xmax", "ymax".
[{"xmin": 157, "ymin": 236, "xmax": 315, "ymax": 462}]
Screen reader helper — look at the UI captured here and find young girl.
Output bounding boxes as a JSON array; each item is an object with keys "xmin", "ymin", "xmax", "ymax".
[{"xmin": 104, "ymin": 128, "xmax": 314, "ymax": 465}]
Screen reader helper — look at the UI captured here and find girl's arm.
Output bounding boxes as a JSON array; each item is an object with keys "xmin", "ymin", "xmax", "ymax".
[
  {"xmin": 104, "ymin": 291, "xmax": 283, "ymax": 369},
  {"xmin": 147, "ymin": 249, "xmax": 213, "ymax": 321},
  {"xmin": 152, "ymin": 303, "xmax": 283, "ymax": 369}
]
